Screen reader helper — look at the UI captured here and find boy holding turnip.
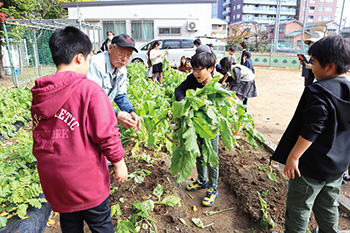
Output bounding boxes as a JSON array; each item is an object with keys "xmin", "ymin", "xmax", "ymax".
[
  {"xmin": 271, "ymin": 35, "xmax": 350, "ymax": 233},
  {"xmin": 31, "ymin": 26, "xmax": 127, "ymax": 232},
  {"xmin": 174, "ymin": 51, "xmax": 219, "ymax": 206}
]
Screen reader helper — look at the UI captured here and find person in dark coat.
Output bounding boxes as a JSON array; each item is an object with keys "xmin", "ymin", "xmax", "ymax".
[
  {"xmin": 239, "ymin": 41, "xmax": 247, "ymax": 65},
  {"xmin": 99, "ymin": 31, "xmax": 115, "ymax": 53},
  {"xmin": 271, "ymin": 35, "xmax": 350, "ymax": 233}
]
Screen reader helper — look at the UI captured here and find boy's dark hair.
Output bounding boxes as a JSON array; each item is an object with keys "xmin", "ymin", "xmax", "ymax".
[
  {"xmin": 49, "ymin": 26, "xmax": 92, "ymax": 66},
  {"xmin": 218, "ymin": 57, "xmax": 231, "ymax": 74},
  {"xmin": 193, "ymin": 38, "xmax": 201, "ymax": 46},
  {"xmin": 106, "ymin": 31, "xmax": 114, "ymax": 35},
  {"xmin": 229, "ymin": 47, "xmax": 235, "ymax": 52},
  {"xmin": 240, "ymin": 41, "xmax": 247, "ymax": 49},
  {"xmin": 308, "ymin": 35, "xmax": 350, "ymax": 74},
  {"xmin": 244, "ymin": 51, "xmax": 251, "ymax": 59},
  {"xmin": 191, "ymin": 51, "xmax": 216, "ymax": 69}
]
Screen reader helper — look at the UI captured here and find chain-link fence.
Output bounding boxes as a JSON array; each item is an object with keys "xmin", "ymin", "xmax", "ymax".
[{"xmin": 2, "ymin": 19, "xmax": 100, "ymax": 87}]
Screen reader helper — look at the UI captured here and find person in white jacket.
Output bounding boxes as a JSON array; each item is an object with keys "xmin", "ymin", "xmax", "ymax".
[{"xmin": 149, "ymin": 41, "xmax": 168, "ymax": 84}]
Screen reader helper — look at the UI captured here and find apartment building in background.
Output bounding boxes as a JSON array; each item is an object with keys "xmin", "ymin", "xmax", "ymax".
[
  {"xmin": 214, "ymin": 0, "xmax": 339, "ymax": 25},
  {"xmin": 218, "ymin": 0, "xmax": 297, "ymax": 24},
  {"xmin": 296, "ymin": 0, "xmax": 338, "ymax": 23}
]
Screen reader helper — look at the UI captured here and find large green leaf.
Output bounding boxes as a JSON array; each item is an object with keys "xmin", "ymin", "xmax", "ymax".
[
  {"xmin": 0, "ymin": 216, "xmax": 7, "ymax": 228},
  {"xmin": 172, "ymin": 101, "xmax": 190, "ymax": 118},
  {"xmin": 171, "ymin": 149, "xmax": 197, "ymax": 183},
  {"xmin": 110, "ymin": 203, "xmax": 121, "ymax": 217},
  {"xmin": 143, "ymin": 100, "xmax": 156, "ymax": 114},
  {"xmin": 115, "ymin": 220, "xmax": 138, "ymax": 233},
  {"xmin": 17, "ymin": 204, "xmax": 28, "ymax": 219},
  {"xmin": 193, "ymin": 117, "xmax": 215, "ymax": 139},
  {"xmin": 28, "ymin": 198, "xmax": 42, "ymax": 209},
  {"xmin": 170, "ymin": 148, "xmax": 183, "ymax": 175},
  {"xmin": 220, "ymin": 118, "xmax": 234, "ymax": 148},
  {"xmin": 160, "ymin": 195, "xmax": 181, "ymax": 207},
  {"xmin": 182, "ymin": 126, "xmax": 200, "ymax": 156},
  {"xmin": 202, "ymin": 138, "xmax": 219, "ymax": 168}
]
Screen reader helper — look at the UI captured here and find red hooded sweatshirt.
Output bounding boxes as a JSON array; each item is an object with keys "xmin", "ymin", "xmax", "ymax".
[{"xmin": 31, "ymin": 71, "xmax": 124, "ymax": 213}]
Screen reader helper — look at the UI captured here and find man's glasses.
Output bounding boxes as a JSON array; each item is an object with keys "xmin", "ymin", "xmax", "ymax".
[
  {"xmin": 192, "ymin": 67, "xmax": 205, "ymax": 73},
  {"xmin": 115, "ymin": 48, "xmax": 132, "ymax": 59}
]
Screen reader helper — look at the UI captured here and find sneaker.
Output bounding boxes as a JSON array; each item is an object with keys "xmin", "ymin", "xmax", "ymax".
[
  {"xmin": 202, "ymin": 189, "xmax": 219, "ymax": 207},
  {"xmin": 186, "ymin": 180, "xmax": 208, "ymax": 191},
  {"xmin": 343, "ymin": 173, "xmax": 350, "ymax": 181}
]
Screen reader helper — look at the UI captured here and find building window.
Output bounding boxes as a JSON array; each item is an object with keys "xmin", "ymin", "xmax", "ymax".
[
  {"xmin": 131, "ymin": 20, "xmax": 154, "ymax": 40},
  {"xmin": 233, "ymin": 15, "xmax": 235, "ymax": 19},
  {"xmin": 237, "ymin": 14, "xmax": 240, "ymax": 19},
  {"xmin": 279, "ymin": 28, "xmax": 284, "ymax": 33},
  {"xmin": 308, "ymin": 15, "xmax": 314, "ymax": 22},
  {"xmin": 324, "ymin": 7, "xmax": 332, "ymax": 12},
  {"xmin": 159, "ymin": 27, "xmax": 181, "ymax": 35},
  {"xmin": 309, "ymin": 6, "xmax": 315, "ymax": 12},
  {"xmin": 103, "ymin": 21, "xmax": 126, "ymax": 36},
  {"xmin": 326, "ymin": 0, "xmax": 333, "ymax": 2},
  {"xmin": 237, "ymin": 4, "xmax": 241, "ymax": 9},
  {"xmin": 318, "ymin": 16, "xmax": 322, "ymax": 20},
  {"xmin": 319, "ymin": 6, "xmax": 323, "ymax": 11},
  {"xmin": 324, "ymin": 16, "xmax": 331, "ymax": 20}
]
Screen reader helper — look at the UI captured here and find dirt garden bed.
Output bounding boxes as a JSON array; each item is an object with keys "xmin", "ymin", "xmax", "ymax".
[{"xmin": 2, "ymin": 66, "xmax": 350, "ymax": 232}]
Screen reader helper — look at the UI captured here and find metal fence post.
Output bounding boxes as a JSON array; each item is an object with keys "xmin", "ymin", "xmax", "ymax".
[
  {"xmin": 33, "ymin": 28, "xmax": 43, "ymax": 77},
  {"xmin": 269, "ymin": 39, "xmax": 273, "ymax": 68},
  {"xmin": 3, "ymin": 23, "xmax": 19, "ymax": 87}
]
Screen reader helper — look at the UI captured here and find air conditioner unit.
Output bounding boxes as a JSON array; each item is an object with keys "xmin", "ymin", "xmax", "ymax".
[{"xmin": 187, "ymin": 20, "xmax": 199, "ymax": 31}]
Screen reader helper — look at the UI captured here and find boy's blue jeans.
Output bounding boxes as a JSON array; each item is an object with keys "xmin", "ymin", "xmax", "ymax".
[
  {"xmin": 60, "ymin": 196, "xmax": 114, "ymax": 233},
  {"xmin": 285, "ymin": 175, "xmax": 342, "ymax": 233},
  {"xmin": 196, "ymin": 134, "xmax": 219, "ymax": 190}
]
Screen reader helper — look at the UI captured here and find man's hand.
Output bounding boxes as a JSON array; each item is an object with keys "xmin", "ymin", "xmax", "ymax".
[
  {"xmin": 130, "ymin": 112, "xmax": 141, "ymax": 131},
  {"xmin": 113, "ymin": 158, "xmax": 128, "ymax": 182},
  {"xmin": 117, "ymin": 111, "xmax": 136, "ymax": 129}
]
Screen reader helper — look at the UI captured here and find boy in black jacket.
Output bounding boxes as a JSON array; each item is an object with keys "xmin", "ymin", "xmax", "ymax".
[
  {"xmin": 271, "ymin": 35, "xmax": 350, "ymax": 232},
  {"xmin": 174, "ymin": 52, "xmax": 219, "ymax": 207}
]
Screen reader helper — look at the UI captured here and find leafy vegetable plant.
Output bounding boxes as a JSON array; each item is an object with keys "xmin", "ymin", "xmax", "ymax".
[
  {"xmin": 257, "ymin": 191, "xmax": 274, "ymax": 232},
  {"xmin": 0, "ymin": 130, "xmax": 46, "ymax": 228},
  {"xmin": 0, "ymin": 87, "xmax": 31, "ymax": 140},
  {"xmin": 170, "ymin": 76, "xmax": 236, "ymax": 183}
]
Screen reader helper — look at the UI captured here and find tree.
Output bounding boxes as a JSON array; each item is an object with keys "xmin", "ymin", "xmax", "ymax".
[
  {"xmin": 311, "ymin": 22, "xmax": 330, "ymax": 37},
  {"xmin": 247, "ymin": 22, "xmax": 269, "ymax": 52},
  {"xmin": 0, "ymin": 0, "xmax": 91, "ymax": 79},
  {"xmin": 0, "ymin": 2, "xmax": 14, "ymax": 79},
  {"xmin": 225, "ymin": 24, "xmax": 252, "ymax": 49}
]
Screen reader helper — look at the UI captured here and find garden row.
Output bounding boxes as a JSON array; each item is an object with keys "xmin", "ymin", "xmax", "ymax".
[{"xmin": 0, "ymin": 62, "xmax": 266, "ymax": 232}]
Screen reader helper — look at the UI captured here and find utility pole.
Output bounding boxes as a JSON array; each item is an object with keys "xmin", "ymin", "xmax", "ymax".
[
  {"xmin": 338, "ymin": 0, "xmax": 346, "ymax": 33},
  {"xmin": 273, "ymin": 0, "xmax": 281, "ymax": 52},
  {"xmin": 301, "ymin": 0, "xmax": 309, "ymax": 54}
]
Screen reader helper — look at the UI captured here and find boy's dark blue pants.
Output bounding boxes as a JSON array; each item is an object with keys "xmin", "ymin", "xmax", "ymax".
[{"xmin": 60, "ymin": 196, "xmax": 114, "ymax": 233}]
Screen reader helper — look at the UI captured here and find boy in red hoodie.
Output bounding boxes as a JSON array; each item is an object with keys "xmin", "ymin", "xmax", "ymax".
[{"xmin": 31, "ymin": 26, "xmax": 127, "ymax": 232}]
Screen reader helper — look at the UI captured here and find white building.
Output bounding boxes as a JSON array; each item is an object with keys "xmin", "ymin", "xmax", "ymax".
[{"xmin": 61, "ymin": 0, "xmax": 216, "ymax": 50}]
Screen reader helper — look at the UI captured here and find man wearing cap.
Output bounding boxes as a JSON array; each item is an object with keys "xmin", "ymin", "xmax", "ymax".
[{"xmin": 87, "ymin": 34, "xmax": 141, "ymax": 131}]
